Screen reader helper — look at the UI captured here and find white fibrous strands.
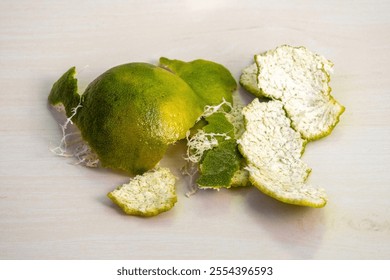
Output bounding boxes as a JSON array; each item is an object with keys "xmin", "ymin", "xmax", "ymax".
[
  {"xmin": 181, "ymin": 161, "xmax": 199, "ymax": 197},
  {"xmin": 182, "ymin": 99, "xmax": 237, "ymax": 197},
  {"xmin": 50, "ymin": 96, "xmax": 100, "ymax": 168},
  {"xmin": 225, "ymin": 97, "xmax": 246, "ymax": 138},
  {"xmin": 72, "ymin": 141, "xmax": 100, "ymax": 167},
  {"xmin": 197, "ymin": 98, "xmax": 232, "ymax": 121},
  {"xmin": 184, "ymin": 130, "xmax": 230, "ymax": 164},
  {"xmin": 183, "ymin": 129, "xmax": 231, "ymax": 197}
]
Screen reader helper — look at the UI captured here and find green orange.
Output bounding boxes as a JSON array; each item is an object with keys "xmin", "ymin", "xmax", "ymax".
[{"xmin": 49, "ymin": 63, "xmax": 204, "ymax": 175}]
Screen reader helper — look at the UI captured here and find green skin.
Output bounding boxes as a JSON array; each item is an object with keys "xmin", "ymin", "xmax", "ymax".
[
  {"xmin": 202, "ymin": 113, "xmax": 235, "ymax": 138},
  {"xmin": 48, "ymin": 66, "xmax": 79, "ymax": 118},
  {"xmin": 195, "ymin": 113, "xmax": 242, "ymax": 188},
  {"xmin": 48, "ymin": 63, "xmax": 204, "ymax": 175},
  {"xmin": 159, "ymin": 57, "xmax": 237, "ymax": 108},
  {"xmin": 197, "ymin": 139, "xmax": 242, "ymax": 188}
]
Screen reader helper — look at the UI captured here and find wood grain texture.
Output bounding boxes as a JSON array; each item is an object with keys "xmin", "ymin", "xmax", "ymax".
[{"xmin": 1, "ymin": 0, "xmax": 390, "ymax": 259}]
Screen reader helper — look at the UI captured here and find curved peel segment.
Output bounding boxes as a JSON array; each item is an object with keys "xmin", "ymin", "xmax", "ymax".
[
  {"xmin": 240, "ymin": 45, "xmax": 345, "ymax": 141},
  {"xmin": 238, "ymin": 99, "xmax": 327, "ymax": 207},
  {"xmin": 159, "ymin": 57, "xmax": 236, "ymax": 108}
]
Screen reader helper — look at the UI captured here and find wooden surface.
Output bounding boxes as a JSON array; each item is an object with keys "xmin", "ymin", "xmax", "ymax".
[{"xmin": 1, "ymin": 0, "xmax": 390, "ymax": 259}]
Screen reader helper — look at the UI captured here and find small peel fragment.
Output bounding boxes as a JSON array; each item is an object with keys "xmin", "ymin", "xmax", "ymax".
[
  {"xmin": 184, "ymin": 102, "xmax": 249, "ymax": 190},
  {"xmin": 237, "ymin": 99, "xmax": 327, "ymax": 207},
  {"xmin": 197, "ymin": 139, "xmax": 242, "ymax": 189},
  {"xmin": 190, "ymin": 112, "xmax": 241, "ymax": 189},
  {"xmin": 240, "ymin": 45, "xmax": 345, "ymax": 141},
  {"xmin": 107, "ymin": 167, "xmax": 177, "ymax": 216}
]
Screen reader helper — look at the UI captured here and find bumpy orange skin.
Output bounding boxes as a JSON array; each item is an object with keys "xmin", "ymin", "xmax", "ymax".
[
  {"xmin": 49, "ymin": 63, "xmax": 204, "ymax": 175},
  {"xmin": 74, "ymin": 63, "xmax": 204, "ymax": 174}
]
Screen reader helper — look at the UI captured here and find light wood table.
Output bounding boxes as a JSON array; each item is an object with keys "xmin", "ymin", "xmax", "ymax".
[{"xmin": 1, "ymin": 0, "xmax": 389, "ymax": 259}]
